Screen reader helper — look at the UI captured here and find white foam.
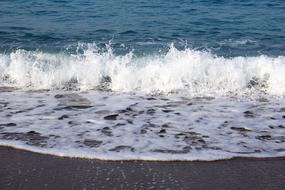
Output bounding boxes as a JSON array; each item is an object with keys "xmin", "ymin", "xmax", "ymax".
[
  {"xmin": 220, "ymin": 39, "xmax": 257, "ymax": 47},
  {"xmin": 1, "ymin": 44, "xmax": 285, "ymax": 96},
  {"xmin": 0, "ymin": 91, "xmax": 285, "ymax": 161}
]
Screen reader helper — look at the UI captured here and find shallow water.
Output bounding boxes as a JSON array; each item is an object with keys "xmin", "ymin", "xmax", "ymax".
[
  {"xmin": 1, "ymin": 0, "xmax": 285, "ymax": 160},
  {"xmin": 0, "ymin": 90, "xmax": 285, "ymax": 160}
]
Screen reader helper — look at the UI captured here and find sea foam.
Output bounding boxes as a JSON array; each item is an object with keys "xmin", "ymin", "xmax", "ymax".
[
  {"xmin": 1, "ymin": 44, "xmax": 285, "ymax": 96},
  {"xmin": 1, "ymin": 91, "xmax": 285, "ymax": 161}
]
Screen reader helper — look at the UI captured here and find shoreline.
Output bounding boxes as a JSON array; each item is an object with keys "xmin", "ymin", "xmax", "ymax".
[
  {"xmin": 1, "ymin": 145, "xmax": 285, "ymax": 162},
  {"xmin": 1, "ymin": 146, "xmax": 285, "ymax": 190}
]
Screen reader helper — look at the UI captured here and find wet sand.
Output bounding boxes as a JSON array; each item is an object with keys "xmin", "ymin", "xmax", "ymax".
[{"xmin": 0, "ymin": 146, "xmax": 285, "ymax": 190}]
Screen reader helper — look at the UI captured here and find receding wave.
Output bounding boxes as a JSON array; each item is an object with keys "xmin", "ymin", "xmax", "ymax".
[{"xmin": 1, "ymin": 44, "xmax": 285, "ymax": 96}]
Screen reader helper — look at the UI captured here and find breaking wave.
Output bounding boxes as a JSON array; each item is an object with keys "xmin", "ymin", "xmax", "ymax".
[{"xmin": 1, "ymin": 44, "xmax": 285, "ymax": 96}]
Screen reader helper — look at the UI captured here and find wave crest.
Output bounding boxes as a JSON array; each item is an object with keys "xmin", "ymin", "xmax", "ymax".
[{"xmin": 1, "ymin": 44, "xmax": 285, "ymax": 96}]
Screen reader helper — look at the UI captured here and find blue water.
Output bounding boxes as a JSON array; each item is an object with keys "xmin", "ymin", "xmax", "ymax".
[{"xmin": 1, "ymin": 0, "xmax": 285, "ymax": 56}]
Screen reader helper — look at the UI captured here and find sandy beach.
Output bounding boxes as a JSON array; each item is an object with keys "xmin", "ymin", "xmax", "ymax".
[{"xmin": 0, "ymin": 146, "xmax": 285, "ymax": 190}]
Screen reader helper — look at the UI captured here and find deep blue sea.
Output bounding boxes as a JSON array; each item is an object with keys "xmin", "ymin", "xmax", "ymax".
[{"xmin": 1, "ymin": 0, "xmax": 285, "ymax": 161}]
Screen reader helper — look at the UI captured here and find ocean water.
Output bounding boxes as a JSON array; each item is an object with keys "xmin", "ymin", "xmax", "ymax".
[{"xmin": 1, "ymin": 0, "xmax": 285, "ymax": 161}]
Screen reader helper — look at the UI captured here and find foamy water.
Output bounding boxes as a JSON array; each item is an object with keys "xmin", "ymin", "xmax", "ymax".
[
  {"xmin": 1, "ymin": 45, "xmax": 285, "ymax": 96},
  {"xmin": 1, "ymin": 91, "xmax": 285, "ymax": 160},
  {"xmin": 0, "ymin": 45, "xmax": 285, "ymax": 161}
]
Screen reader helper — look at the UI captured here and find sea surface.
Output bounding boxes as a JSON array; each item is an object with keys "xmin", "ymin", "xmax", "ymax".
[{"xmin": 1, "ymin": 0, "xmax": 285, "ymax": 160}]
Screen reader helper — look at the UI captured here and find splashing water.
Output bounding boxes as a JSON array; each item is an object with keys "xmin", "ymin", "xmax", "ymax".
[{"xmin": 1, "ymin": 44, "xmax": 285, "ymax": 97}]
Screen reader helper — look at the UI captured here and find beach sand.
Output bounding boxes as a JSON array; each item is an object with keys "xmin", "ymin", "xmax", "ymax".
[{"xmin": 0, "ymin": 146, "xmax": 285, "ymax": 190}]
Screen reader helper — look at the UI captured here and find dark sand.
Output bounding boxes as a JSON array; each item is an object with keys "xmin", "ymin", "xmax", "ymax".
[{"xmin": 0, "ymin": 146, "xmax": 285, "ymax": 190}]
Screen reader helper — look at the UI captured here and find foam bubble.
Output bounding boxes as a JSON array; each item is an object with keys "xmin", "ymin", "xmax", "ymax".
[{"xmin": 1, "ymin": 91, "xmax": 285, "ymax": 161}]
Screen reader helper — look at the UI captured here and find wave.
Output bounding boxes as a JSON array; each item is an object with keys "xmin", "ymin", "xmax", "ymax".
[{"xmin": 1, "ymin": 44, "xmax": 285, "ymax": 96}]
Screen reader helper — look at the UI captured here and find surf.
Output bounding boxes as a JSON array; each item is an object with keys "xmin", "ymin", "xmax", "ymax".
[{"xmin": 1, "ymin": 43, "xmax": 285, "ymax": 97}]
